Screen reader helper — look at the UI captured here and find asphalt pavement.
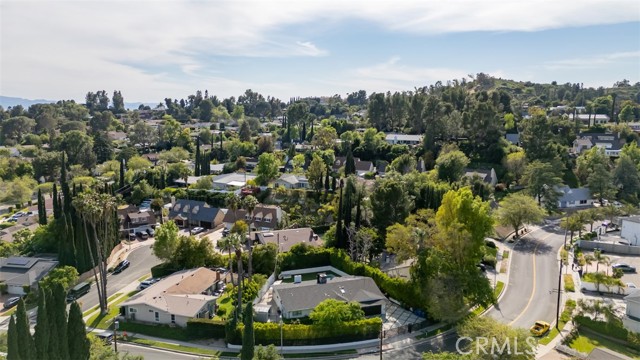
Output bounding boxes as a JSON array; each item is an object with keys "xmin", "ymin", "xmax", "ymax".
[
  {"xmin": 485, "ymin": 224, "xmax": 566, "ymax": 330},
  {"xmin": 80, "ymin": 244, "xmax": 161, "ymax": 312},
  {"xmin": 118, "ymin": 343, "xmax": 203, "ymax": 360}
]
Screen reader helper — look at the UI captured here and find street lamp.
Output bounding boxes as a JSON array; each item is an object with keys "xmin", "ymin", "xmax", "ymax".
[{"xmin": 113, "ymin": 319, "xmax": 119, "ymax": 353}]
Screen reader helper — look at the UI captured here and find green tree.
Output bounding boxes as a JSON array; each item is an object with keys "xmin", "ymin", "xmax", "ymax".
[
  {"xmin": 390, "ymin": 153, "xmax": 417, "ymax": 175},
  {"xmin": 7, "ymin": 316, "xmax": 20, "ymax": 360},
  {"xmin": 385, "ymin": 223, "xmax": 415, "ymax": 263},
  {"xmin": 240, "ymin": 302, "xmax": 255, "ymax": 360},
  {"xmin": 1, "ymin": 116, "xmax": 36, "ymax": 144},
  {"xmin": 57, "ymin": 130, "xmax": 97, "ymax": 169},
  {"xmin": 128, "ymin": 120, "xmax": 158, "ymax": 151},
  {"xmin": 153, "ymin": 220, "xmax": 180, "ymax": 261},
  {"xmin": 370, "ymin": 176, "xmax": 412, "ymax": 234},
  {"xmin": 34, "ymin": 287, "xmax": 50, "ymax": 360},
  {"xmin": 15, "ymin": 299, "xmax": 35, "ymax": 360},
  {"xmin": 306, "ymin": 155, "xmax": 325, "ymax": 192},
  {"xmin": 160, "ymin": 115, "xmax": 182, "ymax": 147},
  {"xmin": 519, "ymin": 112, "xmax": 555, "ymax": 161},
  {"xmin": 38, "ymin": 188, "xmax": 47, "ymax": 225},
  {"xmin": 435, "ymin": 148, "xmax": 469, "ymax": 183},
  {"xmin": 1, "ymin": 176, "xmax": 36, "ymax": 207},
  {"xmin": 67, "ymin": 302, "xmax": 90, "ymax": 360},
  {"xmin": 191, "ymin": 175, "xmax": 213, "ymax": 190},
  {"xmin": 239, "ymin": 120, "xmax": 252, "ymax": 142},
  {"xmin": 344, "ymin": 146, "xmax": 356, "ymax": 176},
  {"xmin": 256, "ymin": 153, "xmax": 279, "ymax": 186},
  {"xmin": 503, "ymin": 151, "xmax": 527, "ymax": 185},
  {"xmin": 253, "ymin": 345, "xmax": 282, "ymax": 360},
  {"xmin": 522, "ymin": 160, "xmax": 563, "ymax": 206},
  {"xmin": 576, "ymin": 146, "xmax": 610, "ymax": 185},
  {"xmin": 40, "ymin": 265, "xmax": 79, "ymax": 291},
  {"xmin": 311, "ymin": 126, "xmax": 337, "ymax": 150},
  {"xmin": 495, "ymin": 193, "xmax": 546, "ymax": 236},
  {"xmin": 614, "ymin": 153, "xmax": 640, "ymax": 202},
  {"xmin": 309, "ymin": 299, "xmax": 364, "ymax": 325},
  {"xmin": 456, "ymin": 316, "xmax": 536, "ymax": 360},
  {"xmin": 588, "ymin": 164, "xmax": 616, "ymax": 204},
  {"xmin": 49, "ymin": 283, "xmax": 69, "ymax": 360},
  {"xmin": 242, "ymin": 194, "xmax": 258, "ymax": 279}
]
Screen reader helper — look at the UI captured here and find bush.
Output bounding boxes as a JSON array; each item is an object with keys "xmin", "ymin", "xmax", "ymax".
[
  {"xmin": 564, "ymin": 274, "xmax": 575, "ymax": 292},
  {"xmin": 186, "ymin": 318, "xmax": 226, "ymax": 339},
  {"xmin": 482, "ymin": 255, "xmax": 497, "ymax": 268},
  {"xmin": 228, "ymin": 318, "xmax": 382, "ymax": 346},
  {"xmin": 484, "ymin": 240, "xmax": 497, "ymax": 249},
  {"xmin": 150, "ymin": 262, "xmax": 181, "ymax": 278},
  {"xmin": 119, "ymin": 321, "xmax": 189, "ymax": 341},
  {"xmin": 573, "ymin": 315, "xmax": 640, "ymax": 349},
  {"xmin": 0, "ymin": 283, "xmax": 7, "ymax": 295}
]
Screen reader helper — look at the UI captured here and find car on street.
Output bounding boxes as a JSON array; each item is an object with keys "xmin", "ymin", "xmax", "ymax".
[
  {"xmin": 113, "ymin": 260, "xmax": 130, "ymax": 274},
  {"xmin": 94, "ymin": 331, "xmax": 114, "ymax": 345},
  {"xmin": 138, "ymin": 278, "xmax": 159, "ymax": 290},
  {"xmin": 190, "ymin": 227, "xmax": 205, "ymax": 235},
  {"xmin": 477, "ymin": 263, "xmax": 487, "ymax": 272},
  {"xmin": 146, "ymin": 228, "xmax": 155, "ymax": 237},
  {"xmin": 3, "ymin": 296, "xmax": 21, "ymax": 310},
  {"xmin": 135, "ymin": 231, "xmax": 149, "ymax": 240},
  {"xmin": 530, "ymin": 321, "xmax": 550, "ymax": 336},
  {"xmin": 627, "ymin": 283, "xmax": 637, "ymax": 289},
  {"xmin": 613, "ymin": 263, "xmax": 637, "ymax": 273}
]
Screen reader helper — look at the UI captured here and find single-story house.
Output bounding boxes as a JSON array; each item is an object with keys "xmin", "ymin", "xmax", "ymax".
[
  {"xmin": 556, "ymin": 186, "xmax": 594, "ymax": 209},
  {"xmin": 174, "ymin": 176, "xmax": 208, "ymax": 187},
  {"xmin": 250, "ymin": 228, "xmax": 321, "ymax": 252},
  {"xmin": 275, "ymin": 174, "xmax": 309, "ymax": 189},
  {"xmin": 621, "ymin": 216, "xmax": 640, "ymax": 246},
  {"xmin": 168, "ymin": 199, "xmax": 224, "ymax": 229},
  {"xmin": 212, "ymin": 173, "xmax": 257, "ymax": 191},
  {"xmin": 107, "ymin": 131, "xmax": 128, "ymax": 142},
  {"xmin": 571, "ymin": 133, "xmax": 626, "ymax": 157},
  {"xmin": 210, "ymin": 163, "xmax": 225, "ymax": 174},
  {"xmin": 0, "ymin": 257, "xmax": 58, "ymax": 295},
  {"xmin": 385, "ymin": 133, "xmax": 423, "ymax": 146},
  {"xmin": 332, "ymin": 157, "xmax": 375, "ymax": 177},
  {"xmin": 120, "ymin": 267, "xmax": 222, "ymax": 327},
  {"xmin": 223, "ymin": 204, "xmax": 283, "ymax": 231},
  {"xmin": 273, "ymin": 276, "xmax": 386, "ymax": 319},
  {"xmin": 463, "ymin": 168, "xmax": 497, "ymax": 187},
  {"xmin": 571, "ymin": 114, "xmax": 610, "ymax": 126},
  {"xmin": 141, "ymin": 153, "xmax": 160, "ymax": 166},
  {"xmin": 623, "ymin": 289, "xmax": 640, "ymax": 334}
]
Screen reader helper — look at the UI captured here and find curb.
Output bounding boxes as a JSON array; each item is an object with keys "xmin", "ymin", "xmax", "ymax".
[{"xmin": 118, "ymin": 339, "xmax": 239, "ymax": 359}]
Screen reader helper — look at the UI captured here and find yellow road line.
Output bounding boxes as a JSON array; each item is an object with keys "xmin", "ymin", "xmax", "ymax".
[{"xmin": 509, "ymin": 230, "xmax": 556, "ymax": 326}]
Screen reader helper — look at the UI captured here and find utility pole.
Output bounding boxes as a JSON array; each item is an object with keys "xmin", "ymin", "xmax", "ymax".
[
  {"xmin": 379, "ymin": 321, "xmax": 383, "ymax": 360},
  {"xmin": 113, "ymin": 320, "xmax": 119, "ymax": 353}
]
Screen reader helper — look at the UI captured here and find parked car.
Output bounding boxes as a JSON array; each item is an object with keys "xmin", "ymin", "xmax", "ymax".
[
  {"xmin": 146, "ymin": 228, "xmax": 155, "ymax": 237},
  {"xmin": 94, "ymin": 331, "xmax": 113, "ymax": 345},
  {"xmin": 222, "ymin": 229, "xmax": 230, "ymax": 237},
  {"xmin": 128, "ymin": 233, "xmax": 136, "ymax": 241},
  {"xmin": 613, "ymin": 263, "xmax": 637, "ymax": 273},
  {"xmin": 138, "ymin": 278, "xmax": 159, "ymax": 290},
  {"xmin": 3, "ymin": 296, "xmax": 21, "ymax": 310},
  {"xmin": 530, "ymin": 321, "xmax": 550, "ymax": 336},
  {"xmin": 477, "ymin": 263, "xmax": 487, "ymax": 272},
  {"xmin": 113, "ymin": 260, "xmax": 130, "ymax": 274},
  {"xmin": 191, "ymin": 227, "xmax": 205, "ymax": 235},
  {"xmin": 135, "ymin": 231, "xmax": 149, "ymax": 240},
  {"xmin": 627, "ymin": 283, "xmax": 637, "ymax": 289}
]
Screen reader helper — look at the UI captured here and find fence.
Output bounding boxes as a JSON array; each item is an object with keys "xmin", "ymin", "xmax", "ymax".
[
  {"xmin": 253, "ymin": 273, "xmax": 276, "ymax": 305},
  {"xmin": 577, "ymin": 240, "xmax": 640, "ymax": 255},
  {"xmin": 383, "ymin": 320, "xmax": 431, "ymax": 338}
]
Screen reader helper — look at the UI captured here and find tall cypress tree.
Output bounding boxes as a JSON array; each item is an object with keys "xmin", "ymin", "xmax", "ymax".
[
  {"xmin": 67, "ymin": 302, "xmax": 90, "ymax": 360},
  {"xmin": 15, "ymin": 299, "xmax": 35, "ymax": 360},
  {"xmin": 336, "ymin": 180, "xmax": 344, "ymax": 248},
  {"xmin": 52, "ymin": 183, "xmax": 60, "ymax": 220},
  {"xmin": 34, "ymin": 287, "xmax": 50, "ymax": 360},
  {"xmin": 38, "ymin": 189, "xmax": 47, "ymax": 225},
  {"xmin": 7, "ymin": 316, "xmax": 21, "ymax": 360},
  {"xmin": 119, "ymin": 158, "xmax": 125, "ymax": 189},
  {"xmin": 61, "ymin": 153, "xmax": 72, "ymax": 212},
  {"xmin": 345, "ymin": 146, "xmax": 356, "ymax": 175},
  {"xmin": 48, "ymin": 284, "xmax": 69, "ymax": 360},
  {"xmin": 195, "ymin": 137, "xmax": 201, "ymax": 176},
  {"xmin": 240, "ymin": 302, "xmax": 255, "ymax": 360}
]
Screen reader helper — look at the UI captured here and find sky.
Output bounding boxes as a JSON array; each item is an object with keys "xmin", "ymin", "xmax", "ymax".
[{"xmin": 1, "ymin": 0, "xmax": 640, "ymax": 104}]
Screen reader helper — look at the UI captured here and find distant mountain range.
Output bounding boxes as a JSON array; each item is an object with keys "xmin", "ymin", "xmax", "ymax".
[{"xmin": 0, "ymin": 96, "xmax": 156, "ymax": 110}]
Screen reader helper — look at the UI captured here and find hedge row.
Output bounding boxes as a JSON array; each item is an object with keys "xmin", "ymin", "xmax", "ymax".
[
  {"xmin": 150, "ymin": 263, "xmax": 181, "ymax": 278},
  {"xmin": 186, "ymin": 318, "xmax": 226, "ymax": 339},
  {"xmin": 279, "ymin": 245, "xmax": 422, "ymax": 309},
  {"xmin": 574, "ymin": 315, "xmax": 640, "ymax": 349},
  {"xmin": 229, "ymin": 318, "xmax": 382, "ymax": 346}
]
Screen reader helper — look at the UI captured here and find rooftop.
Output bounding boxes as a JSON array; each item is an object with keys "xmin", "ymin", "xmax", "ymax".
[{"xmin": 252, "ymin": 228, "xmax": 321, "ymax": 252}]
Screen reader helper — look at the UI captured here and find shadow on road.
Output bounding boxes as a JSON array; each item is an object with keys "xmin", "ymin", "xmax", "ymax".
[{"xmin": 514, "ymin": 237, "xmax": 554, "ymax": 255}]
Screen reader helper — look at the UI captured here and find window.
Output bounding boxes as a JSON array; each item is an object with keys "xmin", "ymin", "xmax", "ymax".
[
  {"xmin": 155, "ymin": 312, "xmax": 159, "ymax": 322},
  {"xmin": 149, "ymin": 309, "xmax": 153, "ymax": 313},
  {"xmin": 129, "ymin": 308, "xmax": 137, "ymax": 313},
  {"xmin": 171, "ymin": 314, "xmax": 176, "ymax": 324},
  {"xmin": 580, "ymin": 200, "xmax": 588, "ymax": 204},
  {"xmin": 291, "ymin": 311, "xmax": 302, "ymax": 317}
]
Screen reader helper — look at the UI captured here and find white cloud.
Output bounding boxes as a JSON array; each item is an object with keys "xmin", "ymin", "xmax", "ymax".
[
  {"xmin": 1, "ymin": 0, "xmax": 638, "ymax": 101},
  {"xmin": 544, "ymin": 51, "xmax": 640, "ymax": 70}
]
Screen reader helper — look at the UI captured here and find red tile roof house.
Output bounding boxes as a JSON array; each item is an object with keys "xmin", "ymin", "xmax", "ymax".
[{"xmin": 223, "ymin": 204, "xmax": 284, "ymax": 231}]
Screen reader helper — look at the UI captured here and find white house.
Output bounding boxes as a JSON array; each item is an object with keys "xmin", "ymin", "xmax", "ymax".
[
  {"xmin": 571, "ymin": 133, "xmax": 626, "ymax": 157},
  {"xmin": 212, "ymin": 172, "xmax": 257, "ymax": 191},
  {"xmin": 556, "ymin": 186, "xmax": 594, "ymax": 209},
  {"xmin": 623, "ymin": 289, "xmax": 640, "ymax": 333},
  {"xmin": 621, "ymin": 216, "xmax": 640, "ymax": 246},
  {"xmin": 571, "ymin": 114, "xmax": 610, "ymax": 126},
  {"xmin": 385, "ymin": 133, "xmax": 423, "ymax": 146},
  {"xmin": 120, "ymin": 267, "xmax": 222, "ymax": 327},
  {"xmin": 463, "ymin": 168, "xmax": 497, "ymax": 187},
  {"xmin": 223, "ymin": 204, "xmax": 283, "ymax": 231},
  {"xmin": 275, "ymin": 174, "xmax": 309, "ymax": 189}
]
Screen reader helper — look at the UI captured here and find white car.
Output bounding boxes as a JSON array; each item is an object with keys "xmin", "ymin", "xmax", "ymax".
[
  {"xmin": 627, "ymin": 283, "xmax": 637, "ymax": 289},
  {"xmin": 190, "ymin": 227, "xmax": 205, "ymax": 235}
]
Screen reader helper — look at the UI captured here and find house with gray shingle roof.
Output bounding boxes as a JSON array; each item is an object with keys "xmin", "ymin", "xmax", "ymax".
[
  {"xmin": 555, "ymin": 186, "xmax": 594, "ymax": 209},
  {"xmin": 168, "ymin": 199, "xmax": 224, "ymax": 229},
  {"xmin": 0, "ymin": 257, "xmax": 58, "ymax": 295},
  {"xmin": 273, "ymin": 276, "xmax": 386, "ymax": 319}
]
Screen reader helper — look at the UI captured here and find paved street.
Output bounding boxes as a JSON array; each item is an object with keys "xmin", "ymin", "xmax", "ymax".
[
  {"xmin": 118, "ymin": 343, "xmax": 204, "ymax": 360},
  {"xmin": 485, "ymin": 224, "xmax": 566, "ymax": 330},
  {"xmin": 80, "ymin": 244, "xmax": 161, "ymax": 312}
]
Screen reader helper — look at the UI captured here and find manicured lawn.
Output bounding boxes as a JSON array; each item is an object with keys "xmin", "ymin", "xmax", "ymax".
[
  {"xmin": 137, "ymin": 274, "xmax": 151, "ymax": 282},
  {"xmin": 281, "ymin": 271, "xmax": 340, "ymax": 283},
  {"xmin": 128, "ymin": 337, "xmax": 232, "ymax": 357},
  {"xmin": 87, "ymin": 290, "xmax": 139, "ymax": 329},
  {"xmin": 564, "ymin": 274, "xmax": 575, "ymax": 292},
  {"xmin": 502, "ymin": 250, "xmax": 509, "ymax": 259},
  {"xmin": 569, "ymin": 332, "xmax": 640, "ymax": 358},
  {"xmin": 213, "ymin": 290, "xmax": 234, "ymax": 321}
]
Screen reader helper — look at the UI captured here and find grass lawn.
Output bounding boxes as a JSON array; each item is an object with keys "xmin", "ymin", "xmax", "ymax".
[
  {"xmin": 84, "ymin": 292, "xmax": 124, "ymax": 316},
  {"xmin": 568, "ymin": 332, "xmax": 640, "ymax": 358},
  {"xmin": 538, "ymin": 299, "xmax": 576, "ymax": 345},
  {"xmin": 87, "ymin": 290, "xmax": 139, "ymax": 329},
  {"xmin": 213, "ymin": 290, "xmax": 234, "ymax": 321},
  {"xmin": 137, "ymin": 274, "xmax": 151, "ymax": 282},
  {"xmin": 127, "ymin": 337, "xmax": 234, "ymax": 357},
  {"xmin": 564, "ymin": 274, "xmax": 575, "ymax": 292},
  {"xmin": 281, "ymin": 271, "xmax": 340, "ymax": 283}
]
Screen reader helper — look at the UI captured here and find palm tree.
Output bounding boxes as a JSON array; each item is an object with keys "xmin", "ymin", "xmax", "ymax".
[
  {"xmin": 582, "ymin": 208, "xmax": 603, "ymax": 233},
  {"xmin": 560, "ymin": 215, "xmax": 583, "ymax": 243},
  {"xmin": 583, "ymin": 254, "xmax": 595, "ymax": 274},
  {"xmin": 575, "ymin": 211, "xmax": 589, "ymax": 238},
  {"xmin": 218, "ymin": 237, "xmax": 236, "ymax": 286},
  {"xmin": 594, "ymin": 250, "xmax": 609, "ymax": 273},
  {"xmin": 226, "ymin": 193, "xmax": 241, "ymax": 224},
  {"xmin": 151, "ymin": 198, "xmax": 164, "ymax": 224},
  {"xmin": 227, "ymin": 233, "xmax": 244, "ymax": 322},
  {"xmin": 242, "ymin": 195, "xmax": 258, "ymax": 280}
]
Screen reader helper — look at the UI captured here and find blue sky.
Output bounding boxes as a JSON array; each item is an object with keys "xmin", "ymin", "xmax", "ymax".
[{"xmin": 1, "ymin": 0, "xmax": 639, "ymax": 103}]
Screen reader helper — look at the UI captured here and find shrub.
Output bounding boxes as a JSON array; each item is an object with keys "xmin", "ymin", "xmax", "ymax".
[
  {"xmin": 484, "ymin": 240, "xmax": 497, "ymax": 249},
  {"xmin": 564, "ymin": 274, "xmax": 575, "ymax": 292},
  {"xmin": 482, "ymin": 255, "xmax": 497, "ymax": 268},
  {"xmin": 0, "ymin": 283, "xmax": 7, "ymax": 294},
  {"xmin": 150, "ymin": 262, "xmax": 181, "ymax": 278},
  {"xmin": 186, "ymin": 318, "xmax": 226, "ymax": 339},
  {"xmin": 573, "ymin": 315, "xmax": 640, "ymax": 350}
]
